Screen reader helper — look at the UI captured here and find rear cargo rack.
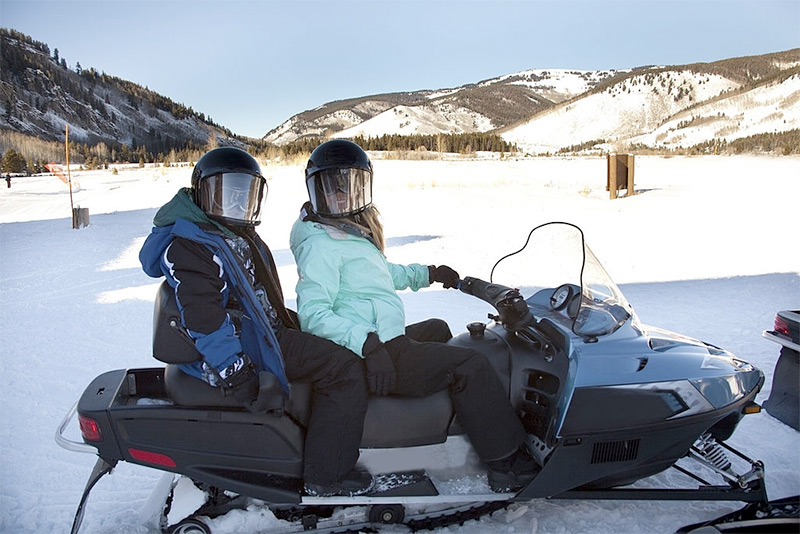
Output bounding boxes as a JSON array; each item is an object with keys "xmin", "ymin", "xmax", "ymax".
[{"xmin": 55, "ymin": 401, "xmax": 97, "ymax": 454}]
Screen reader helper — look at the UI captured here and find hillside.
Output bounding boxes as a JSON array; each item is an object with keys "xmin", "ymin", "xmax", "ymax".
[
  {"xmin": 265, "ymin": 69, "xmax": 620, "ymax": 145},
  {"xmin": 501, "ymin": 51, "xmax": 800, "ymax": 154},
  {"xmin": 0, "ymin": 28, "xmax": 242, "ymax": 164},
  {"xmin": 268, "ymin": 50, "xmax": 800, "ymax": 154},
  {"xmin": 628, "ymin": 68, "xmax": 800, "ymax": 150}
]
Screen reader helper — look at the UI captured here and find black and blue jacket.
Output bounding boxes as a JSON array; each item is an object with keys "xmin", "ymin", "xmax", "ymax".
[{"xmin": 139, "ymin": 189, "xmax": 290, "ymax": 391}]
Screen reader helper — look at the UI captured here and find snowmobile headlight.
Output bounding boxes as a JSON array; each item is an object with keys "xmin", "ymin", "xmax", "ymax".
[
  {"xmin": 667, "ymin": 380, "xmax": 716, "ymax": 418},
  {"xmin": 690, "ymin": 375, "xmax": 747, "ymax": 409}
]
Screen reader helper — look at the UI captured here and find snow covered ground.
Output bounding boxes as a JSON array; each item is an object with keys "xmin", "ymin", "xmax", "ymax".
[{"xmin": 0, "ymin": 155, "xmax": 798, "ymax": 533}]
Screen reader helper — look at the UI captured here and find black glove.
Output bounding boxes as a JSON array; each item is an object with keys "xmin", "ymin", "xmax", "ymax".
[
  {"xmin": 429, "ymin": 265, "xmax": 460, "ymax": 289},
  {"xmin": 220, "ymin": 354, "xmax": 259, "ymax": 406},
  {"xmin": 363, "ymin": 332, "xmax": 396, "ymax": 396}
]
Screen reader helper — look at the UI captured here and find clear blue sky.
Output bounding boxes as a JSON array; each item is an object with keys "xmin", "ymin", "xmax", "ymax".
[{"xmin": 2, "ymin": 0, "xmax": 798, "ymax": 138}]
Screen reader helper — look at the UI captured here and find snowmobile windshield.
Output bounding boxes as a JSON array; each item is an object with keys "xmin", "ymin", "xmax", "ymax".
[{"xmin": 489, "ymin": 222, "xmax": 635, "ymax": 338}]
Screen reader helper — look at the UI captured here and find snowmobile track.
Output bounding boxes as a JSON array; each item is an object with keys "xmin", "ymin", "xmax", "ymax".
[{"xmin": 232, "ymin": 500, "xmax": 509, "ymax": 534}]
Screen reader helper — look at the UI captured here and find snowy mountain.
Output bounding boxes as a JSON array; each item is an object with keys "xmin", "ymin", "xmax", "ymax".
[
  {"xmin": 2, "ymin": 26, "xmax": 798, "ymax": 157},
  {"xmin": 264, "ymin": 69, "xmax": 621, "ymax": 145},
  {"xmin": 267, "ymin": 50, "xmax": 800, "ymax": 153},
  {"xmin": 627, "ymin": 69, "xmax": 800, "ymax": 150},
  {"xmin": 502, "ymin": 64, "xmax": 800, "ymax": 154}
]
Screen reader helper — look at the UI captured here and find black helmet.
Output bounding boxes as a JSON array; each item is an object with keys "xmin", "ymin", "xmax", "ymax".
[
  {"xmin": 305, "ymin": 139, "xmax": 372, "ymax": 218},
  {"xmin": 192, "ymin": 146, "xmax": 266, "ymax": 226}
]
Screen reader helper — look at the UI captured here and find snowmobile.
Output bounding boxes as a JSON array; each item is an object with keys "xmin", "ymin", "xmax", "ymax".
[{"xmin": 57, "ymin": 222, "xmax": 797, "ymax": 534}]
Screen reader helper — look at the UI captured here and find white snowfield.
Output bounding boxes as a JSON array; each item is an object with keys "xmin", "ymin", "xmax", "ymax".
[{"xmin": 0, "ymin": 155, "xmax": 798, "ymax": 533}]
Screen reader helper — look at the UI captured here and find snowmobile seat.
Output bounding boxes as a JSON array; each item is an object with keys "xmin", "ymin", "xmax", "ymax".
[
  {"xmin": 155, "ymin": 281, "xmax": 457, "ymax": 448},
  {"xmin": 360, "ymin": 389, "xmax": 456, "ymax": 448},
  {"xmin": 154, "ymin": 280, "xmax": 296, "ymax": 414},
  {"xmin": 163, "ymin": 361, "xmax": 310, "ymax": 423},
  {"xmin": 164, "ymin": 363, "xmax": 456, "ymax": 448},
  {"xmin": 164, "ymin": 363, "xmax": 241, "ymax": 407},
  {"xmin": 163, "ymin": 363, "xmax": 294, "ymax": 411}
]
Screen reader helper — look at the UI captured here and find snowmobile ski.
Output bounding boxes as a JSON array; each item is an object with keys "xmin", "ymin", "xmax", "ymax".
[{"xmin": 675, "ymin": 494, "xmax": 800, "ymax": 533}]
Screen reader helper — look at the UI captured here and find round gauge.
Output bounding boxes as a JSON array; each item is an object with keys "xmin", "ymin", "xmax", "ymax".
[
  {"xmin": 567, "ymin": 293, "xmax": 581, "ymax": 319},
  {"xmin": 549, "ymin": 284, "xmax": 573, "ymax": 310}
]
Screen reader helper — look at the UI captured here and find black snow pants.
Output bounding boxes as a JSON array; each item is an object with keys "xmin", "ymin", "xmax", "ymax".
[
  {"xmin": 387, "ymin": 319, "xmax": 527, "ymax": 462},
  {"xmin": 276, "ymin": 326, "xmax": 368, "ymax": 486}
]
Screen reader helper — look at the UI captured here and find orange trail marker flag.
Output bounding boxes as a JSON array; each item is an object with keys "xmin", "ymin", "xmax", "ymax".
[{"xmin": 45, "ymin": 163, "xmax": 69, "ymax": 185}]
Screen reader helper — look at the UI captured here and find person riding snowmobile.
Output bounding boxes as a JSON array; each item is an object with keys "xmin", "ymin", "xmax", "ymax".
[
  {"xmin": 139, "ymin": 146, "xmax": 373, "ymax": 497},
  {"xmin": 289, "ymin": 139, "xmax": 540, "ymax": 492}
]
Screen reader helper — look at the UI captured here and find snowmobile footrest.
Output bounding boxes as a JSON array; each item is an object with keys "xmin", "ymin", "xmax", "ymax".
[
  {"xmin": 71, "ymin": 456, "xmax": 116, "ymax": 534},
  {"xmin": 302, "ymin": 470, "xmax": 439, "ymax": 505},
  {"xmin": 368, "ymin": 470, "xmax": 439, "ymax": 497}
]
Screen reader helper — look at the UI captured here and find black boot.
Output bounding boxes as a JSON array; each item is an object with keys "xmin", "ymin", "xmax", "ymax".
[
  {"xmin": 486, "ymin": 446, "xmax": 540, "ymax": 493},
  {"xmin": 304, "ymin": 469, "xmax": 374, "ymax": 497}
]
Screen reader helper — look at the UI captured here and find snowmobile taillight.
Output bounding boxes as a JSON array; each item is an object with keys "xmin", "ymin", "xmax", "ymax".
[
  {"xmin": 78, "ymin": 415, "xmax": 102, "ymax": 442},
  {"xmin": 128, "ymin": 448, "xmax": 177, "ymax": 468},
  {"xmin": 774, "ymin": 316, "xmax": 790, "ymax": 337},
  {"xmin": 743, "ymin": 401, "xmax": 761, "ymax": 415}
]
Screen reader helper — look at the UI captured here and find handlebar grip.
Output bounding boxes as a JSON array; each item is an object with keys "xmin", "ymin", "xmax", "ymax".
[
  {"xmin": 459, "ymin": 276, "xmax": 479, "ymax": 296},
  {"xmin": 460, "ymin": 276, "xmax": 515, "ymax": 301}
]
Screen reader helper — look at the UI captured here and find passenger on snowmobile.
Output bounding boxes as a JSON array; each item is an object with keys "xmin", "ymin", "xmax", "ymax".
[
  {"xmin": 290, "ymin": 139, "xmax": 540, "ymax": 492},
  {"xmin": 138, "ymin": 146, "xmax": 374, "ymax": 497}
]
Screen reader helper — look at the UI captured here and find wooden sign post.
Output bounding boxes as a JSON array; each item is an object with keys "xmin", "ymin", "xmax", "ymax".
[{"xmin": 606, "ymin": 153, "xmax": 635, "ymax": 199}]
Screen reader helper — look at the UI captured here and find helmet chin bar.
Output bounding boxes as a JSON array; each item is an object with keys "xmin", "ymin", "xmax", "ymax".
[{"xmin": 207, "ymin": 213, "xmax": 262, "ymax": 227}]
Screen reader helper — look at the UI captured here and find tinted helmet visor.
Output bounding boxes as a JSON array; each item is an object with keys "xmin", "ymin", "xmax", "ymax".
[
  {"xmin": 197, "ymin": 172, "xmax": 266, "ymax": 225},
  {"xmin": 307, "ymin": 167, "xmax": 372, "ymax": 217}
]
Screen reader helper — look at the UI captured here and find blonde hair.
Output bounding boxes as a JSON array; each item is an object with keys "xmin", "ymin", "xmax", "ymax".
[{"xmin": 353, "ymin": 205, "xmax": 385, "ymax": 252}]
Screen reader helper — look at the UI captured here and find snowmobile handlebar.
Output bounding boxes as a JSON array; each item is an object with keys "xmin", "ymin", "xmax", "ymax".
[
  {"xmin": 459, "ymin": 276, "xmax": 514, "ymax": 301},
  {"xmin": 459, "ymin": 276, "xmax": 533, "ymax": 330}
]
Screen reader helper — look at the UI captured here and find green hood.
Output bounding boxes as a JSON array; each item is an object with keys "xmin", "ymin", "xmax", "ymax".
[{"xmin": 153, "ymin": 188, "xmax": 234, "ymax": 236}]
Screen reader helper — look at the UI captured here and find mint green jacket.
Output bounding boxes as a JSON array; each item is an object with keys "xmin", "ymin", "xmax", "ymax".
[{"xmin": 289, "ymin": 216, "xmax": 431, "ymax": 357}]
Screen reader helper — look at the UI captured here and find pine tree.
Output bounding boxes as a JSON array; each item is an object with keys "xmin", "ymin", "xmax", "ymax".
[{"xmin": 1, "ymin": 149, "xmax": 27, "ymax": 173}]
